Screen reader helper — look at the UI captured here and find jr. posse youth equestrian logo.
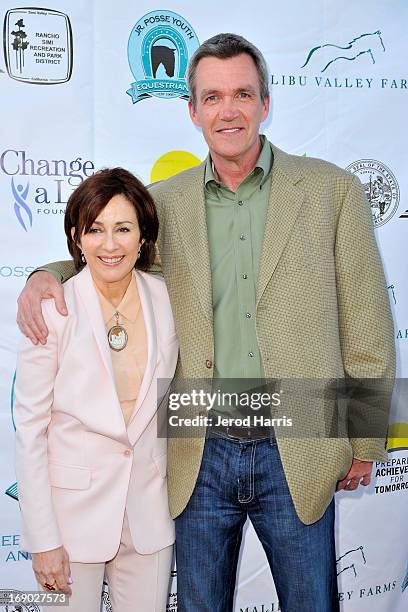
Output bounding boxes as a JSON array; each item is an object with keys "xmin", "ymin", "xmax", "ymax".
[
  {"xmin": 346, "ymin": 160, "xmax": 400, "ymax": 227},
  {"xmin": 126, "ymin": 10, "xmax": 199, "ymax": 104}
]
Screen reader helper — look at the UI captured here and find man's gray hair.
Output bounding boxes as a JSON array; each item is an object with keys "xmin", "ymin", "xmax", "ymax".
[{"xmin": 187, "ymin": 33, "xmax": 269, "ymax": 109}]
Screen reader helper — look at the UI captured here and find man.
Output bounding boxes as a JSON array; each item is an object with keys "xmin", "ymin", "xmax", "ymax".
[{"xmin": 17, "ymin": 34, "xmax": 395, "ymax": 611}]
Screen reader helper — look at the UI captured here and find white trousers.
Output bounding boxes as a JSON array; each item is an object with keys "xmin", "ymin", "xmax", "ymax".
[{"xmin": 44, "ymin": 512, "xmax": 173, "ymax": 612}]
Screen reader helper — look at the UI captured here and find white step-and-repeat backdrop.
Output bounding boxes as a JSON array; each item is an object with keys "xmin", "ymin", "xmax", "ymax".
[{"xmin": 0, "ymin": 1, "xmax": 407, "ymax": 610}]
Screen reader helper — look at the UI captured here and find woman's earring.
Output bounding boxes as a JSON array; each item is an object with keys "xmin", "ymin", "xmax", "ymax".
[
  {"xmin": 137, "ymin": 245, "xmax": 142, "ymax": 259},
  {"xmin": 80, "ymin": 251, "xmax": 86, "ymax": 264}
]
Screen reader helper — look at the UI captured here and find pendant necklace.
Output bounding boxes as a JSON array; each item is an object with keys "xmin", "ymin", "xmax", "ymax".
[{"xmin": 107, "ymin": 311, "xmax": 128, "ymax": 351}]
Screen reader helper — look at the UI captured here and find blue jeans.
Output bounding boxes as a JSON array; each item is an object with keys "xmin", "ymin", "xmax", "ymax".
[{"xmin": 175, "ymin": 435, "xmax": 339, "ymax": 612}]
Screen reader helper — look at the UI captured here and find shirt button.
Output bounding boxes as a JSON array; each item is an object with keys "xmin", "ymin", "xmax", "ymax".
[
  {"xmin": 242, "ymin": 274, "xmax": 248, "ymax": 279},
  {"xmin": 206, "ymin": 359, "xmax": 213, "ymax": 369},
  {"xmin": 240, "ymin": 234, "xmax": 246, "ymax": 240},
  {"xmin": 248, "ymin": 352, "xmax": 254, "ymax": 358},
  {"xmin": 124, "ymin": 449, "xmax": 132, "ymax": 457},
  {"xmin": 238, "ymin": 200, "xmax": 244, "ymax": 206},
  {"xmin": 246, "ymin": 313, "xmax": 252, "ymax": 318}
]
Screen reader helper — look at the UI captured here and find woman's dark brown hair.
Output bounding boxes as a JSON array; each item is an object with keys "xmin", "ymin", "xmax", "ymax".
[{"xmin": 64, "ymin": 167, "xmax": 158, "ymax": 271}]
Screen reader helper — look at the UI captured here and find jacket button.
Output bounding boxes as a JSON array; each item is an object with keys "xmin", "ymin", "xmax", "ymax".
[
  {"xmin": 124, "ymin": 449, "xmax": 132, "ymax": 457},
  {"xmin": 205, "ymin": 359, "xmax": 213, "ymax": 369}
]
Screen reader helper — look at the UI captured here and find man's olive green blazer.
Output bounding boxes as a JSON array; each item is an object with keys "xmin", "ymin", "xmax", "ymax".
[{"xmin": 47, "ymin": 143, "xmax": 395, "ymax": 525}]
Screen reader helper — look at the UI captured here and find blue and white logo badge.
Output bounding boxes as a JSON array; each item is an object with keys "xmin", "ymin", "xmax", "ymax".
[{"xmin": 127, "ymin": 10, "xmax": 199, "ymax": 104}]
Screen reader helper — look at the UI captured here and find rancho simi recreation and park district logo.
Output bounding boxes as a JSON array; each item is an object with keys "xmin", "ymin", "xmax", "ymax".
[
  {"xmin": 346, "ymin": 159, "xmax": 400, "ymax": 228},
  {"xmin": 126, "ymin": 10, "xmax": 199, "ymax": 104}
]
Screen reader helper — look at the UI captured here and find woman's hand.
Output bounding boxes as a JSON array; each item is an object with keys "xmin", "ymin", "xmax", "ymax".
[{"xmin": 32, "ymin": 546, "xmax": 72, "ymax": 594}]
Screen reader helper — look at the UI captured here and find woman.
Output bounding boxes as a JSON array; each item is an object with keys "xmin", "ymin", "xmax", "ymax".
[{"xmin": 14, "ymin": 168, "xmax": 178, "ymax": 612}]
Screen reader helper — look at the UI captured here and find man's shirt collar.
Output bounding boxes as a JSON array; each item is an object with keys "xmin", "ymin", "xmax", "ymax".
[{"xmin": 204, "ymin": 135, "xmax": 273, "ymax": 191}]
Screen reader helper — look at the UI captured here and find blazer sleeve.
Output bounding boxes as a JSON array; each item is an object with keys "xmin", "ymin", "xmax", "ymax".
[
  {"xmin": 28, "ymin": 259, "xmax": 77, "ymax": 283},
  {"xmin": 334, "ymin": 175, "xmax": 396, "ymax": 461},
  {"xmin": 14, "ymin": 301, "xmax": 63, "ymax": 553}
]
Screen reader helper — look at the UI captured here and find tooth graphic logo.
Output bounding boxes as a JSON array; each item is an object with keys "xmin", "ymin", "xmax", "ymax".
[
  {"xmin": 12, "ymin": 177, "xmax": 32, "ymax": 231},
  {"xmin": 302, "ymin": 31, "xmax": 385, "ymax": 73},
  {"xmin": 127, "ymin": 10, "xmax": 199, "ymax": 104}
]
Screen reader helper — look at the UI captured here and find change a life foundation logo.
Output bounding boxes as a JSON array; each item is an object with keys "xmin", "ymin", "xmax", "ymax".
[
  {"xmin": 1, "ymin": 149, "xmax": 95, "ymax": 230},
  {"xmin": 127, "ymin": 10, "xmax": 199, "ymax": 104},
  {"xmin": 3, "ymin": 7, "xmax": 73, "ymax": 84},
  {"xmin": 346, "ymin": 160, "xmax": 400, "ymax": 227}
]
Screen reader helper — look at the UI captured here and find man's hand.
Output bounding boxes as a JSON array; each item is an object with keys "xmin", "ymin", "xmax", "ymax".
[
  {"xmin": 337, "ymin": 458, "xmax": 373, "ymax": 491},
  {"xmin": 17, "ymin": 272, "xmax": 67, "ymax": 345},
  {"xmin": 32, "ymin": 546, "xmax": 72, "ymax": 595}
]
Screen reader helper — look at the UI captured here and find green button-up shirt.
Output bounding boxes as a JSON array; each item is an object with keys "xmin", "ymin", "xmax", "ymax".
[{"xmin": 205, "ymin": 135, "xmax": 273, "ymax": 385}]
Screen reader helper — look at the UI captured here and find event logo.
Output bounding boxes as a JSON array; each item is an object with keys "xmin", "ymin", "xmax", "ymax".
[
  {"xmin": 337, "ymin": 546, "xmax": 366, "ymax": 578},
  {"xmin": 166, "ymin": 568, "xmax": 177, "ymax": 610},
  {"xmin": 387, "ymin": 424, "xmax": 408, "ymax": 453},
  {"xmin": 402, "ymin": 562, "xmax": 408, "ymax": 593},
  {"xmin": 126, "ymin": 10, "xmax": 199, "ymax": 104},
  {"xmin": 336, "ymin": 546, "xmax": 399, "ymax": 602},
  {"xmin": 3, "ymin": 7, "xmax": 73, "ymax": 84},
  {"xmin": 0, "ymin": 266, "xmax": 34, "ymax": 278},
  {"xmin": 101, "ymin": 581, "xmax": 112, "ymax": 612},
  {"xmin": 12, "ymin": 177, "xmax": 32, "ymax": 231},
  {"xmin": 346, "ymin": 160, "xmax": 400, "ymax": 227},
  {"xmin": 1, "ymin": 149, "xmax": 95, "ymax": 229},
  {"xmin": 388, "ymin": 284, "xmax": 396, "ymax": 305},
  {"xmin": 387, "ymin": 284, "xmax": 408, "ymax": 342},
  {"xmin": 272, "ymin": 30, "xmax": 407, "ymax": 90},
  {"xmin": 5, "ymin": 373, "xmax": 18, "ymax": 502},
  {"xmin": 301, "ymin": 31, "xmax": 385, "ymax": 73}
]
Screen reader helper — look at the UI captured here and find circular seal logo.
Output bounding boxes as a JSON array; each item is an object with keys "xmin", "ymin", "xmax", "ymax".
[
  {"xmin": 127, "ymin": 10, "xmax": 199, "ymax": 104},
  {"xmin": 346, "ymin": 159, "xmax": 400, "ymax": 227}
]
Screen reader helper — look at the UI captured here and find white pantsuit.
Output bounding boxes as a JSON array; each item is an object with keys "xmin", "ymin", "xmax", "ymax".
[{"xmin": 15, "ymin": 267, "xmax": 179, "ymax": 610}]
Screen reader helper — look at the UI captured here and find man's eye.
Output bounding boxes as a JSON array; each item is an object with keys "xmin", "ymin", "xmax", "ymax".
[
  {"xmin": 239, "ymin": 91, "xmax": 250, "ymax": 99},
  {"xmin": 205, "ymin": 95, "xmax": 217, "ymax": 103}
]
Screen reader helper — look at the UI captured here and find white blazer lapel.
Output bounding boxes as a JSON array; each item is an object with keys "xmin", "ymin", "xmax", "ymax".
[
  {"xmin": 74, "ymin": 266, "xmax": 129, "ymax": 439},
  {"xmin": 127, "ymin": 271, "xmax": 158, "ymax": 430},
  {"xmin": 74, "ymin": 266, "xmax": 116, "ymax": 381}
]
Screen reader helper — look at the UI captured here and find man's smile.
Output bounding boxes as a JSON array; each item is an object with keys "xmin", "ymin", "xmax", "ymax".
[{"xmin": 216, "ymin": 127, "xmax": 244, "ymax": 134}]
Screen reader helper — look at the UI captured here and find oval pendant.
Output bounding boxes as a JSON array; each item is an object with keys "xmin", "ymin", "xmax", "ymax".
[{"xmin": 108, "ymin": 324, "xmax": 128, "ymax": 351}]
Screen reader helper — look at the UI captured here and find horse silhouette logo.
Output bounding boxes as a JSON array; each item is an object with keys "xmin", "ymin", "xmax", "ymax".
[
  {"xmin": 336, "ymin": 546, "xmax": 366, "ymax": 578},
  {"xmin": 127, "ymin": 10, "xmax": 199, "ymax": 104},
  {"xmin": 302, "ymin": 31, "xmax": 385, "ymax": 73},
  {"xmin": 151, "ymin": 44, "xmax": 176, "ymax": 78}
]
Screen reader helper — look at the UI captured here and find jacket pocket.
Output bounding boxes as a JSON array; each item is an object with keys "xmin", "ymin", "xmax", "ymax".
[{"xmin": 48, "ymin": 463, "xmax": 91, "ymax": 490}]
